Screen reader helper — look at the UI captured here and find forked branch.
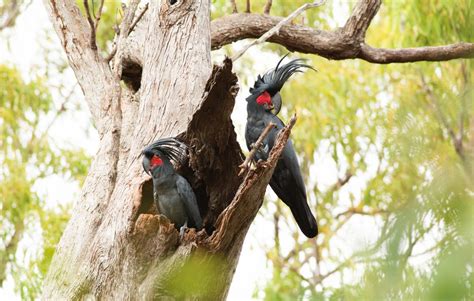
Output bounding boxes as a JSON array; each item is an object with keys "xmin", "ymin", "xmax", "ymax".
[{"xmin": 82, "ymin": 0, "xmax": 104, "ymax": 50}]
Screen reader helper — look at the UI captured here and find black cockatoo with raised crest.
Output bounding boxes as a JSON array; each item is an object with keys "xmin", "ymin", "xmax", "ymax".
[
  {"xmin": 142, "ymin": 138, "xmax": 202, "ymax": 235},
  {"xmin": 245, "ymin": 56, "xmax": 318, "ymax": 238}
]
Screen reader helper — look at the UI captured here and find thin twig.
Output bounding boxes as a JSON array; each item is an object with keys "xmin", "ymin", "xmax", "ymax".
[
  {"xmin": 83, "ymin": 0, "xmax": 97, "ymax": 50},
  {"xmin": 239, "ymin": 122, "xmax": 276, "ymax": 176},
  {"xmin": 263, "ymin": 0, "xmax": 272, "ymax": 14},
  {"xmin": 335, "ymin": 207, "xmax": 389, "ymax": 219},
  {"xmin": 128, "ymin": 3, "xmax": 148, "ymax": 35},
  {"xmin": 330, "ymin": 170, "xmax": 353, "ymax": 190},
  {"xmin": 315, "ymin": 257, "xmax": 377, "ymax": 285},
  {"xmin": 231, "ymin": 0, "xmax": 326, "ymax": 61},
  {"xmin": 112, "ymin": 0, "xmax": 140, "ymax": 75},
  {"xmin": 95, "ymin": 0, "xmax": 105, "ymax": 31},
  {"xmin": 43, "ymin": 87, "xmax": 76, "ymax": 135},
  {"xmin": 106, "ymin": 46, "xmax": 117, "ymax": 63},
  {"xmin": 230, "ymin": 0, "xmax": 238, "ymax": 13}
]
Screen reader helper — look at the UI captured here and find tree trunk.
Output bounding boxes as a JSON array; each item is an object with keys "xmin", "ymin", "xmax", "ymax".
[
  {"xmin": 42, "ymin": 0, "xmax": 473, "ymax": 299},
  {"xmin": 42, "ymin": 1, "xmax": 292, "ymax": 299}
]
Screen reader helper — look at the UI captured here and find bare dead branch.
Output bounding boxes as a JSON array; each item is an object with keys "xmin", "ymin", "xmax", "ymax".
[
  {"xmin": 106, "ymin": 46, "xmax": 117, "ymax": 63},
  {"xmin": 238, "ymin": 122, "xmax": 276, "ymax": 176},
  {"xmin": 112, "ymin": 0, "xmax": 140, "ymax": 76},
  {"xmin": 122, "ymin": 0, "xmax": 473, "ymax": 71},
  {"xmin": 360, "ymin": 43, "xmax": 474, "ymax": 64},
  {"xmin": 43, "ymin": 0, "xmax": 120, "ymax": 130},
  {"xmin": 211, "ymin": 14, "xmax": 474, "ymax": 64},
  {"xmin": 128, "ymin": 3, "xmax": 148, "ymax": 35},
  {"xmin": 231, "ymin": 0, "xmax": 326, "ymax": 61},
  {"xmin": 343, "ymin": 0, "xmax": 381, "ymax": 40},
  {"xmin": 208, "ymin": 115, "xmax": 297, "ymax": 251},
  {"xmin": 83, "ymin": 0, "xmax": 97, "ymax": 50},
  {"xmin": 107, "ymin": 2, "xmax": 146, "ymax": 64},
  {"xmin": 245, "ymin": 0, "xmax": 250, "ymax": 13},
  {"xmin": 263, "ymin": 0, "xmax": 272, "ymax": 14},
  {"xmin": 94, "ymin": 0, "xmax": 105, "ymax": 30},
  {"xmin": 120, "ymin": 0, "xmax": 140, "ymax": 39},
  {"xmin": 230, "ymin": 0, "xmax": 237, "ymax": 13}
]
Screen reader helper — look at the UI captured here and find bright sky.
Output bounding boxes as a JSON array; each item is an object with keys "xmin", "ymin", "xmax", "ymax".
[{"xmin": 0, "ymin": 1, "xmax": 391, "ymax": 300}]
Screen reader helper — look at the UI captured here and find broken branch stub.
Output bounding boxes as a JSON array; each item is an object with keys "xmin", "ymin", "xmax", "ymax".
[
  {"xmin": 239, "ymin": 122, "xmax": 276, "ymax": 176},
  {"xmin": 206, "ymin": 115, "xmax": 297, "ymax": 252}
]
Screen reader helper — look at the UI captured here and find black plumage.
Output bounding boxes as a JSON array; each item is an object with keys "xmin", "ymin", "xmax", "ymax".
[
  {"xmin": 245, "ymin": 56, "xmax": 318, "ymax": 238},
  {"xmin": 142, "ymin": 138, "xmax": 202, "ymax": 233},
  {"xmin": 249, "ymin": 54, "xmax": 316, "ymax": 115}
]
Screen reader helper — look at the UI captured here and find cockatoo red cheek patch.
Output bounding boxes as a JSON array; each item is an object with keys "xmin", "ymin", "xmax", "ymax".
[
  {"xmin": 256, "ymin": 91, "xmax": 272, "ymax": 106},
  {"xmin": 151, "ymin": 155, "xmax": 163, "ymax": 168}
]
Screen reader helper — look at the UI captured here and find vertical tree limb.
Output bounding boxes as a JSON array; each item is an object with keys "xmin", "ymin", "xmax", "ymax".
[
  {"xmin": 343, "ymin": 0, "xmax": 381, "ymax": 40},
  {"xmin": 82, "ymin": 0, "xmax": 97, "ymax": 50},
  {"xmin": 112, "ymin": 0, "xmax": 140, "ymax": 77},
  {"xmin": 43, "ymin": 0, "xmax": 119, "ymax": 133},
  {"xmin": 263, "ymin": 0, "xmax": 272, "ymax": 14},
  {"xmin": 230, "ymin": 0, "xmax": 237, "ymax": 13}
]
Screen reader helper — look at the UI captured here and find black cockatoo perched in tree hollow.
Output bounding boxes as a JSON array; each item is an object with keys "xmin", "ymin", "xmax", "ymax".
[
  {"xmin": 142, "ymin": 138, "xmax": 202, "ymax": 235},
  {"xmin": 245, "ymin": 56, "xmax": 318, "ymax": 238}
]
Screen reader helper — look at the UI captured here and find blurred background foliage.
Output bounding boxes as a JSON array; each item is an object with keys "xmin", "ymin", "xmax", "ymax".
[
  {"xmin": 1, "ymin": 0, "xmax": 472, "ymax": 300},
  {"xmin": 217, "ymin": 0, "xmax": 473, "ymax": 300},
  {"xmin": 0, "ymin": 64, "xmax": 90, "ymax": 297}
]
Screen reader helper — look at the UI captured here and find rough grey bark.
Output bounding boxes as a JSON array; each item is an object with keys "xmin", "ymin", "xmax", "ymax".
[
  {"xmin": 42, "ymin": 0, "xmax": 292, "ymax": 298},
  {"xmin": 42, "ymin": 0, "xmax": 473, "ymax": 299}
]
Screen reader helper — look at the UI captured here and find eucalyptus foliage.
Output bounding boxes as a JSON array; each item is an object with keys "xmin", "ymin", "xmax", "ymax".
[{"xmin": 227, "ymin": 1, "xmax": 473, "ymax": 300}]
